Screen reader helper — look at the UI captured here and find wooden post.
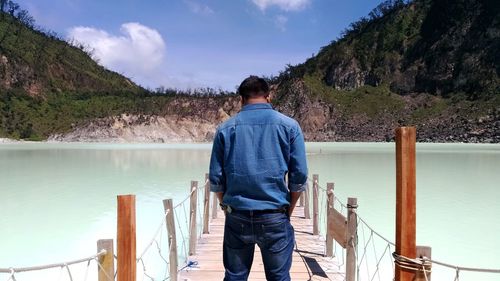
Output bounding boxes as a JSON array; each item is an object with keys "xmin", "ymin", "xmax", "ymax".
[
  {"xmin": 97, "ymin": 239, "xmax": 114, "ymax": 281},
  {"xmin": 203, "ymin": 174, "xmax": 210, "ymax": 234},
  {"xmin": 395, "ymin": 127, "xmax": 417, "ymax": 281},
  {"xmin": 117, "ymin": 195, "xmax": 136, "ymax": 281},
  {"xmin": 304, "ymin": 182, "xmax": 311, "ymax": 219},
  {"xmin": 325, "ymin": 182, "xmax": 334, "ymax": 257},
  {"xmin": 416, "ymin": 246, "xmax": 432, "ymax": 281},
  {"xmin": 346, "ymin": 197, "xmax": 358, "ymax": 281},
  {"xmin": 211, "ymin": 191, "xmax": 218, "ymax": 220},
  {"xmin": 163, "ymin": 199, "xmax": 178, "ymax": 281},
  {"xmin": 312, "ymin": 174, "xmax": 319, "ymax": 235},
  {"xmin": 189, "ymin": 181, "xmax": 198, "ymax": 256}
]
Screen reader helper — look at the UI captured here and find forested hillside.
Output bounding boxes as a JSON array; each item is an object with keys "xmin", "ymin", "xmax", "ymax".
[
  {"xmin": 276, "ymin": 0, "xmax": 499, "ymax": 98},
  {"xmin": 0, "ymin": 0, "xmax": 498, "ymax": 142},
  {"xmin": 270, "ymin": 0, "xmax": 499, "ymax": 142}
]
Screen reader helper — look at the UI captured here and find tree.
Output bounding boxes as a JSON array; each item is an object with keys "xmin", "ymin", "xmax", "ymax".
[
  {"xmin": 0, "ymin": 0, "xmax": 7, "ymax": 12},
  {"xmin": 7, "ymin": 0, "xmax": 19, "ymax": 16},
  {"xmin": 16, "ymin": 9, "xmax": 34, "ymax": 27}
]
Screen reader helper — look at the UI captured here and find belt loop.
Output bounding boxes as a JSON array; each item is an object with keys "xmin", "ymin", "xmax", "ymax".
[{"xmin": 249, "ymin": 210, "xmax": 253, "ymax": 217}]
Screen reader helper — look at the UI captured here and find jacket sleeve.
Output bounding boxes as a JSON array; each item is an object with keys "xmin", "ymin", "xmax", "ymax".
[
  {"xmin": 209, "ymin": 128, "xmax": 225, "ymax": 193},
  {"xmin": 288, "ymin": 123, "xmax": 308, "ymax": 192}
]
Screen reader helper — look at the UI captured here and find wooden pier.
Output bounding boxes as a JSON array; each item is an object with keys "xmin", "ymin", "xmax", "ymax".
[
  {"xmin": 5, "ymin": 127, "xmax": 500, "ymax": 281},
  {"xmin": 179, "ymin": 206, "xmax": 344, "ymax": 281}
]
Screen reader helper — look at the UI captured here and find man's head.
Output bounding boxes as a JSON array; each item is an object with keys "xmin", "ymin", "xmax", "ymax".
[{"xmin": 238, "ymin": 76, "xmax": 270, "ymax": 105}]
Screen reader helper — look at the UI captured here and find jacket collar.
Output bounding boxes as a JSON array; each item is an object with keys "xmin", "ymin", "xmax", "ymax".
[{"xmin": 241, "ymin": 103, "xmax": 273, "ymax": 111}]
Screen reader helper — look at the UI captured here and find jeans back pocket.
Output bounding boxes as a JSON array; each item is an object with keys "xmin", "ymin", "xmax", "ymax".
[{"xmin": 262, "ymin": 218, "xmax": 291, "ymax": 253}]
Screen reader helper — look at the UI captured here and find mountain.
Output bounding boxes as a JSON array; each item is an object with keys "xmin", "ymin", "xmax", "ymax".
[
  {"xmin": 0, "ymin": 8, "xmax": 150, "ymax": 140},
  {"xmin": 279, "ymin": 0, "xmax": 499, "ymax": 98},
  {"xmin": 270, "ymin": 0, "xmax": 499, "ymax": 142},
  {"xmin": 0, "ymin": 12, "xmax": 141, "ymax": 95},
  {"xmin": 0, "ymin": 0, "xmax": 499, "ymax": 142}
]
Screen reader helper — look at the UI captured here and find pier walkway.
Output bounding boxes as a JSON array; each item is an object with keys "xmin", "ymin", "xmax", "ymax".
[{"xmin": 179, "ymin": 206, "xmax": 344, "ymax": 281}]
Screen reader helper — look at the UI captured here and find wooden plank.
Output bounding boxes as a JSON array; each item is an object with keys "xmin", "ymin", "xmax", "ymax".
[
  {"xmin": 97, "ymin": 239, "xmax": 114, "ymax": 281},
  {"xmin": 203, "ymin": 174, "xmax": 210, "ymax": 234},
  {"xmin": 328, "ymin": 208, "xmax": 347, "ymax": 248},
  {"xmin": 117, "ymin": 195, "xmax": 136, "ymax": 281},
  {"xmin": 395, "ymin": 127, "xmax": 417, "ymax": 281},
  {"xmin": 346, "ymin": 198, "xmax": 358, "ymax": 281},
  {"xmin": 163, "ymin": 199, "xmax": 178, "ymax": 281},
  {"xmin": 312, "ymin": 174, "xmax": 319, "ymax": 235},
  {"xmin": 189, "ymin": 181, "xmax": 198, "ymax": 256}
]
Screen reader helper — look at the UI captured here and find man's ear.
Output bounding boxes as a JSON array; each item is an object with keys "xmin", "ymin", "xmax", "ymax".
[
  {"xmin": 240, "ymin": 96, "xmax": 245, "ymax": 106},
  {"xmin": 266, "ymin": 94, "xmax": 272, "ymax": 103}
]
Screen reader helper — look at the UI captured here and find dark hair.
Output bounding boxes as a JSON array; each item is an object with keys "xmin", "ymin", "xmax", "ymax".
[{"xmin": 238, "ymin": 76, "xmax": 269, "ymax": 98}]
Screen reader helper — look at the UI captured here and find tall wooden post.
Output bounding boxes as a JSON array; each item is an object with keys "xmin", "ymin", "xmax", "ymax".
[
  {"xmin": 395, "ymin": 127, "xmax": 417, "ymax": 281},
  {"xmin": 163, "ymin": 199, "xmax": 178, "ymax": 281},
  {"xmin": 117, "ymin": 195, "xmax": 136, "ymax": 281},
  {"xmin": 304, "ymin": 182, "xmax": 311, "ymax": 219},
  {"xmin": 97, "ymin": 239, "xmax": 114, "ymax": 281},
  {"xmin": 312, "ymin": 174, "xmax": 319, "ymax": 235},
  {"xmin": 346, "ymin": 197, "xmax": 358, "ymax": 281},
  {"xmin": 325, "ymin": 182, "xmax": 334, "ymax": 257},
  {"xmin": 189, "ymin": 181, "xmax": 198, "ymax": 256},
  {"xmin": 203, "ymin": 174, "xmax": 210, "ymax": 234}
]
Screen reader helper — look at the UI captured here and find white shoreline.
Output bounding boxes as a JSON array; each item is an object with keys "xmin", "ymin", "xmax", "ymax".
[{"xmin": 0, "ymin": 138, "xmax": 21, "ymax": 143}]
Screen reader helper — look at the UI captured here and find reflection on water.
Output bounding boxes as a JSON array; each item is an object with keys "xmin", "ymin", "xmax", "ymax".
[{"xmin": 0, "ymin": 142, "xmax": 499, "ymax": 281}]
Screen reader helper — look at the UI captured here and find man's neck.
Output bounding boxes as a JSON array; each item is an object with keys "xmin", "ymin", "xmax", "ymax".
[{"xmin": 243, "ymin": 98, "xmax": 269, "ymax": 105}]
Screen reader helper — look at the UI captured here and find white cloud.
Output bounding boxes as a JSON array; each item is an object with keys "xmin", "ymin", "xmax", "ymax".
[
  {"xmin": 184, "ymin": 0, "xmax": 214, "ymax": 15},
  {"xmin": 67, "ymin": 22, "xmax": 166, "ymax": 84},
  {"xmin": 274, "ymin": 15, "xmax": 288, "ymax": 31},
  {"xmin": 252, "ymin": 0, "xmax": 310, "ymax": 11}
]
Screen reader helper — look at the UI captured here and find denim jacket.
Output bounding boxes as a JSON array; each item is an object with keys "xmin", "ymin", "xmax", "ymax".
[{"xmin": 209, "ymin": 103, "xmax": 308, "ymax": 210}]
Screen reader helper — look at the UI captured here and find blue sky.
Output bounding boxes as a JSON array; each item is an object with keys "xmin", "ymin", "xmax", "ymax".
[{"xmin": 17, "ymin": 0, "xmax": 382, "ymax": 90}]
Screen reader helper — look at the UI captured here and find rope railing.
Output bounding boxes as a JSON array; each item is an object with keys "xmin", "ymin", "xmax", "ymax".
[
  {"xmin": 0, "ymin": 250, "xmax": 107, "ymax": 281},
  {"xmin": 5, "ymin": 174, "xmax": 498, "ymax": 281},
  {"xmin": 312, "ymin": 176, "xmax": 500, "ymax": 281},
  {"xmin": 136, "ymin": 209, "xmax": 172, "ymax": 281},
  {"xmin": 134, "ymin": 178, "xmax": 209, "ymax": 280}
]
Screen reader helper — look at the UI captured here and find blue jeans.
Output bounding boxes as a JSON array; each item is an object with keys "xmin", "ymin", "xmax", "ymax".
[{"xmin": 223, "ymin": 211, "xmax": 295, "ymax": 281}]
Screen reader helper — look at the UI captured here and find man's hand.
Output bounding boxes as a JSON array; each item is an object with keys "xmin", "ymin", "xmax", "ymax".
[
  {"xmin": 215, "ymin": 192, "xmax": 225, "ymax": 215},
  {"xmin": 216, "ymin": 192, "xmax": 224, "ymax": 204},
  {"xmin": 289, "ymin": 192, "xmax": 302, "ymax": 218}
]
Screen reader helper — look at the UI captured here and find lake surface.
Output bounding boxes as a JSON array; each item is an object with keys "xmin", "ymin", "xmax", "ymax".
[{"xmin": 0, "ymin": 142, "xmax": 499, "ymax": 281}]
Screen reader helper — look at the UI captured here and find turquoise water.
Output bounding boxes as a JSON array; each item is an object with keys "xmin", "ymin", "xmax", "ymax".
[{"xmin": 0, "ymin": 142, "xmax": 499, "ymax": 280}]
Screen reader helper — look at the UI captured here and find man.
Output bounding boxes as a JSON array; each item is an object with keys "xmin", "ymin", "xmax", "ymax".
[{"xmin": 209, "ymin": 76, "xmax": 308, "ymax": 281}]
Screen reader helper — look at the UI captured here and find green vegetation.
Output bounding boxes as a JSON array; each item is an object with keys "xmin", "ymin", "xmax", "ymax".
[
  {"xmin": 0, "ymin": 0, "xmax": 498, "ymax": 141},
  {"xmin": 0, "ymin": 89, "xmax": 237, "ymax": 140},
  {"xmin": 0, "ymin": 11, "xmax": 141, "ymax": 93},
  {"xmin": 409, "ymin": 100, "xmax": 447, "ymax": 122},
  {"xmin": 274, "ymin": 0, "xmax": 499, "ymax": 100},
  {"xmin": 0, "ymin": 91, "xmax": 174, "ymax": 140},
  {"xmin": 0, "ymin": 2, "xmax": 234, "ymax": 140},
  {"xmin": 303, "ymin": 74, "xmax": 405, "ymax": 118}
]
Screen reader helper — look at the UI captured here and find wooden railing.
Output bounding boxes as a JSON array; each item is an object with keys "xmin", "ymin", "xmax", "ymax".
[{"xmin": 89, "ymin": 127, "xmax": 431, "ymax": 281}]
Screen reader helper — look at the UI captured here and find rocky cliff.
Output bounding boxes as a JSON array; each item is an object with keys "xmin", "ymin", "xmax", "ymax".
[{"xmin": 49, "ymin": 96, "xmax": 242, "ymax": 142}]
